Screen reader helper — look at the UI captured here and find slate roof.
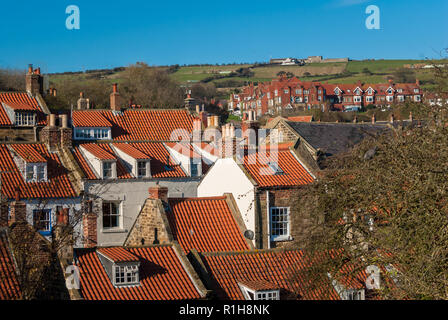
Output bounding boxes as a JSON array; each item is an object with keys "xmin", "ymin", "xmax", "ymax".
[{"xmin": 286, "ymin": 121, "xmax": 388, "ymax": 157}]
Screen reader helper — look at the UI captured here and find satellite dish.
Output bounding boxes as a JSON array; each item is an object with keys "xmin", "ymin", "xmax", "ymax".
[{"xmin": 244, "ymin": 230, "xmax": 254, "ymax": 240}]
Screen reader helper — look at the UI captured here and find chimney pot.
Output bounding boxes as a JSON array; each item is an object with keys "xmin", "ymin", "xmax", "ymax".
[
  {"xmin": 113, "ymin": 83, "xmax": 118, "ymax": 93},
  {"xmin": 28, "ymin": 64, "xmax": 33, "ymax": 74},
  {"xmin": 49, "ymin": 114, "xmax": 56, "ymax": 127}
]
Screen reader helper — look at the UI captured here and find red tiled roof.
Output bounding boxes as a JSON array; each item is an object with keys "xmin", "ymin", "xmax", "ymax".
[
  {"xmin": 72, "ymin": 109, "xmax": 194, "ymax": 141},
  {"xmin": 129, "ymin": 143, "xmax": 187, "ymax": 178},
  {"xmin": 165, "ymin": 142, "xmax": 201, "ymax": 159},
  {"xmin": 75, "ymin": 245, "xmax": 203, "ymax": 300},
  {"xmin": 243, "ymin": 149, "xmax": 314, "ymax": 188},
  {"xmin": 73, "ymin": 142, "xmax": 187, "ymax": 179},
  {"xmin": 72, "ymin": 147, "xmax": 97, "ymax": 180},
  {"xmin": 0, "ymin": 231, "xmax": 21, "ymax": 300},
  {"xmin": 0, "ymin": 92, "xmax": 45, "ymax": 126},
  {"xmin": 113, "ymin": 143, "xmax": 151, "ymax": 160},
  {"xmin": 9, "ymin": 144, "xmax": 47, "ymax": 163},
  {"xmin": 72, "ymin": 110, "xmax": 112, "ymax": 128},
  {"xmin": 201, "ymin": 249, "xmax": 341, "ymax": 300},
  {"xmin": 97, "ymin": 247, "xmax": 139, "ymax": 263},
  {"xmin": 0, "ymin": 144, "xmax": 77, "ymax": 199},
  {"xmin": 287, "ymin": 116, "xmax": 313, "ymax": 123},
  {"xmin": 167, "ymin": 197, "xmax": 250, "ymax": 254},
  {"xmin": 80, "ymin": 143, "xmax": 116, "ymax": 160},
  {"xmin": 238, "ymin": 279, "xmax": 279, "ymax": 291},
  {"xmin": 193, "ymin": 142, "xmax": 220, "ymax": 157}
]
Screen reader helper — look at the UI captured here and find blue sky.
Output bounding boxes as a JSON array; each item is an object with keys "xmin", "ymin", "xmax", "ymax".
[{"xmin": 0, "ymin": 0, "xmax": 446, "ymax": 73}]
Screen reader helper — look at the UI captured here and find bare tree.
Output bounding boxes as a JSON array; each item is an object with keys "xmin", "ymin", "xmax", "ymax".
[{"xmin": 296, "ymin": 62, "xmax": 448, "ymax": 300}]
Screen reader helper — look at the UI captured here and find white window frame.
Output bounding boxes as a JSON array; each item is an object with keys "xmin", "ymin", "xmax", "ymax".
[
  {"xmin": 239, "ymin": 284, "xmax": 280, "ymax": 300},
  {"xmin": 114, "ymin": 264, "xmax": 139, "ymax": 286},
  {"xmin": 102, "ymin": 161, "xmax": 113, "ymax": 179},
  {"xmin": 345, "ymin": 289, "xmax": 365, "ymax": 300},
  {"xmin": 102, "ymin": 201, "xmax": 121, "ymax": 229},
  {"xmin": 270, "ymin": 207, "xmax": 290, "ymax": 241},
  {"xmin": 137, "ymin": 161, "xmax": 147, "ymax": 178}
]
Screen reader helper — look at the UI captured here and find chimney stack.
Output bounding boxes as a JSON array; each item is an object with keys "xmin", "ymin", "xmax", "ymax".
[
  {"xmin": 416, "ymin": 79, "xmax": 420, "ymax": 86},
  {"xmin": 9, "ymin": 189, "xmax": 27, "ymax": 225},
  {"xmin": 41, "ymin": 114, "xmax": 61, "ymax": 152},
  {"xmin": 409, "ymin": 112, "xmax": 413, "ymax": 122},
  {"xmin": 26, "ymin": 64, "xmax": 44, "ymax": 95},
  {"xmin": 110, "ymin": 83, "xmax": 121, "ymax": 111},
  {"xmin": 148, "ymin": 185, "xmax": 168, "ymax": 203},
  {"xmin": 371, "ymin": 114, "xmax": 376, "ymax": 124},
  {"xmin": 390, "ymin": 114, "xmax": 395, "ymax": 124},
  {"xmin": 60, "ymin": 114, "xmax": 72, "ymax": 148}
]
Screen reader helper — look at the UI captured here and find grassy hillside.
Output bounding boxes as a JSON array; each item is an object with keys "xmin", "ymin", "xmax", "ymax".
[{"xmin": 48, "ymin": 59, "xmax": 446, "ymax": 94}]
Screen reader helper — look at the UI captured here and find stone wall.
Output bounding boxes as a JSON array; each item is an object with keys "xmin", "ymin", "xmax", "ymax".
[
  {"xmin": 124, "ymin": 199, "xmax": 173, "ymax": 247},
  {"xmin": 256, "ymin": 188, "xmax": 312, "ymax": 250}
]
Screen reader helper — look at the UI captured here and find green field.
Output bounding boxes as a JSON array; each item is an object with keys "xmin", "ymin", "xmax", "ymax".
[{"xmin": 49, "ymin": 59, "xmax": 445, "ymax": 92}]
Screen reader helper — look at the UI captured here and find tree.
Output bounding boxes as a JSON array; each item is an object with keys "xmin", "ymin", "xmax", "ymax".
[
  {"xmin": 0, "ymin": 68, "xmax": 26, "ymax": 92},
  {"xmin": 297, "ymin": 63, "xmax": 448, "ymax": 299},
  {"xmin": 120, "ymin": 62, "xmax": 184, "ymax": 108},
  {"xmin": 392, "ymin": 68, "xmax": 416, "ymax": 83}
]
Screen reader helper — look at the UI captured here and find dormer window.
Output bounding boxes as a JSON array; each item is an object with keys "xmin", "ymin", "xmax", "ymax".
[
  {"xmin": 115, "ymin": 264, "xmax": 139, "ymax": 285},
  {"xmin": 74, "ymin": 127, "xmax": 111, "ymax": 140},
  {"xmin": 238, "ymin": 281, "xmax": 280, "ymax": 300},
  {"xmin": 137, "ymin": 161, "xmax": 147, "ymax": 177},
  {"xmin": 103, "ymin": 162, "xmax": 113, "ymax": 178},
  {"xmin": 96, "ymin": 248, "xmax": 140, "ymax": 287},
  {"xmin": 414, "ymin": 88, "xmax": 419, "ymax": 93},
  {"xmin": 15, "ymin": 112, "xmax": 36, "ymax": 126},
  {"xmin": 344, "ymin": 289, "xmax": 365, "ymax": 300}
]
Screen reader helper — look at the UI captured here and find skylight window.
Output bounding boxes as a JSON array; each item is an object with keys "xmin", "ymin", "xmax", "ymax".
[{"xmin": 267, "ymin": 162, "xmax": 284, "ymax": 175}]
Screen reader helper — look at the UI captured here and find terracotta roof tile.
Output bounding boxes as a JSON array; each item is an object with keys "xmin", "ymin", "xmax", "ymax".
[
  {"xmin": 80, "ymin": 143, "xmax": 116, "ymax": 160},
  {"xmin": 0, "ymin": 93, "xmax": 46, "ymax": 126},
  {"xmin": 75, "ymin": 245, "xmax": 202, "ymax": 300},
  {"xmin": 167, "ymin": 197, "xmax": 250, "ymax": 254},
  {"xmin": 243, "ymin": 149, "xmax": 314, "ymax": 188},
  {"xmin": 0, "ymin": 144, "xmax": 77, "ymax": 199},
  {"xmin": 201, "ymin": 249, "xmax": 341, "ymax": 300},
  {"xmin": 9, "ymin": 144, "xmax": 47, "ymax": 163},
  {"xmin": 165, "ymin": 142, "xmax": 201, "ymax": 159},
  {"xmin": 72, "ymin": 109, "xmax": 194, "ymax": 141},
  {"xmin": 113, "ymin": 143, "xmax": 151, "ymax": 160},
  {"xmin": 97, "ymin": 247, "xmax": 139, "ymax": 263},
  {"xmin": 0, "ymin": 231, "xmax": 21, "ymax": 300}
]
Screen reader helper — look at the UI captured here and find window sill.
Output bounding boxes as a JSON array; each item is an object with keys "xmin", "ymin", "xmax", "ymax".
[
  {"xmin": 101, "ymin": 228, "xmax": 128, "ymax": 234},
  {"xmin": 270, "ymin": 236, "xmax": 293, "ymax": 242}
]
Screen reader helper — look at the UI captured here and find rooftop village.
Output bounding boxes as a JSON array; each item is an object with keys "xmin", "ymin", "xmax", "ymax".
[{"xmin": 0, "ymin": 65, "xmax": 424, "ymax": 300}]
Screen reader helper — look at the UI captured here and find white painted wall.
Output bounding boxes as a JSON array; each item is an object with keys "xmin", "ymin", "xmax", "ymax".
[
  {"xmin": 21, "ymin": 198, "xmax": 83, "ymax": 247},
  {"xmin": 85, "ymin": 178, "xmax": 200, "ymax": 247},
  {"xmin": 166, "ymin": 144, "xmax": 202, "ymax": 177},
  {"xmin": 79, "ymin": 146, "xmax": 102, "ymax": 178},
  {"xmin": 197, "ymin": 158, "xmax": 256, "ymax": 240}
]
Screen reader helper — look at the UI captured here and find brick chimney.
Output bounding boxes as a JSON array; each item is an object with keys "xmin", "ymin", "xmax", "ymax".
[
  {"xmin": 41, "ymin": 114, "xmax": 61, "ymax": 152},
  {"xmin": 0, "ymin": 196, "xmax": 8, "ymax": 227},
  {"xmin": 416, "ymin": 79, "xmax": 420, "ymax": 86},
  {"xmin": 77, "ymin": 92, "xmax": 90, "ymax": 110},
  {"xmin": 83, "ymin": 210, "xmax": 97, "ymax": 248},
  {"xmin": 25, "ymin": 64, "xmax": 44, "ymax": 95},
  {"xmin": 110, "ymin": 83, "xmax": 121, "ymax": 111},
  {"xmin": 371, "ymin": 114, "xmax": 376, "ymax": 124},
  {"xmin": 148, "ymin": 185, "xmax": 168, "ymax": 203},
  {"xmin": 9, "ymin": 189, "xmax": 27, "ymax": 225},
  {"xmin": 54, "ymin": 207, "xmax": 74, "ymax": 265},
  {"xmin": 60, "ymin": 114, "xmax": 72, "ymax": 148}
]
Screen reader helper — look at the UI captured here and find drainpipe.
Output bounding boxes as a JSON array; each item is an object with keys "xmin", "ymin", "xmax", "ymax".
[{"xmin": 266, "ymin": 190, "xmax": 271, "ymax": 249}]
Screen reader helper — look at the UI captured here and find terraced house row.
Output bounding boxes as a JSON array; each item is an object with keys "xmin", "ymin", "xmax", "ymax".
[
  {"xmin": 228, "ymin": 75, "xmax": 423, "ymax": 115},
  {"xmin": 0, "ymin": 66, "xmax": 396, "ymax": 300}
]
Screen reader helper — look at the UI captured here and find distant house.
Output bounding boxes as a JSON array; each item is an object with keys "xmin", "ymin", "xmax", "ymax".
[{"xmin": 269, "ymin": 58, "xmax": 304, "ymax": 66}]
